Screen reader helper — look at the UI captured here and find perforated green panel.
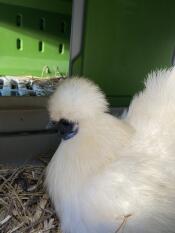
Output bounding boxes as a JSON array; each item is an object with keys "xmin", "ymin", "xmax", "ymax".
[{"xmin": 0, "ymin": 1, "xmax": 72, "ymax": 77}]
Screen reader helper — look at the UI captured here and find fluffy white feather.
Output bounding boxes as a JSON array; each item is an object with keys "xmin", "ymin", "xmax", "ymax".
[
  {"xmin": 48, "ymin": 77, "xmax": 109, "ymax": 122},
  {"xmin": 46, "ymin": 69, "xmax": 175, "ymax": 233}
]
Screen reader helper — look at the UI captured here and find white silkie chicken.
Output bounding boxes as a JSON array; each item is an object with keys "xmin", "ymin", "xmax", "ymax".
[{"xmin": 46, "ymin": 68, "xmax": 175, "ymax": 233}]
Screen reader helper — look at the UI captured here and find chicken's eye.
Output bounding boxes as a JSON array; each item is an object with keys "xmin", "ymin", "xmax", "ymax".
[
  {"xmin": 60, "ymin": 119, "xmax": 71, "ymax": 126},
  {"xmin": 58, "ymin": 119, "xmax": 79, "ymax": 140}
]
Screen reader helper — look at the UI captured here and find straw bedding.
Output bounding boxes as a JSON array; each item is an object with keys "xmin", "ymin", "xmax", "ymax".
[{"xmin": 0, "ymin": 158, "xmax": 60, "ymax": 233}]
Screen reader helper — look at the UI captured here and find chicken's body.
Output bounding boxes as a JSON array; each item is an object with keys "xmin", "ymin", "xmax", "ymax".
[{"xmin": 46, "ymin": 68, "xmax": 175, "ymax": 233}]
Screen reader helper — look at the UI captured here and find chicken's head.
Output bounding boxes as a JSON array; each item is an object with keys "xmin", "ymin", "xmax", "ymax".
[{"xmin": 48, "ymin": 77, "xmax": 109, "ymax": 140}]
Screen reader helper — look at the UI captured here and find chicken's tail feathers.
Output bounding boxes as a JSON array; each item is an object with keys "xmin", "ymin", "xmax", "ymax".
[{"xmin": 125, "ymin": 67, "xmax": 175, "ymax": 135}]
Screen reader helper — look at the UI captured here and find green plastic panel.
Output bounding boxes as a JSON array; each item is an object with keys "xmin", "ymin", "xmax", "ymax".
[
  {"xmin": 71, "ymin": 0, "xmax": 175, "ymax": 106},
  {"xmin": 0, "ymin": 0, "xmax": 72, "ymax": 14},
  {"xmin": 0, "ymin": 1, "xmax": 72, "ymax": 77}
]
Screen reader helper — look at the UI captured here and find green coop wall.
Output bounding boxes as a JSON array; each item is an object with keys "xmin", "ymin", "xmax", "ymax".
[
  {"xmin": 70, "ymin": 0, "xmax": 175, "ymax": 106},
  {"xmin": 0, "ymin": 0, "xmax": 72, "ymax": 77}
]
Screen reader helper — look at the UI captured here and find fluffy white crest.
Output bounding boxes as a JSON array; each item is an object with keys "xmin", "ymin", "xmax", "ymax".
[{"xmin": 48, "ymin": 77, "xmax": 109, "ymax": 122}]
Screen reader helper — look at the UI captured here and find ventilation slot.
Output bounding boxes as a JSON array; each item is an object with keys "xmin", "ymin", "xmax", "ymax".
[
  {"xmin": 59, "ymin": 44, "xmax": 64, "ymax": 54},
  {"xmin": 40, "ymin": 18, "xmax": 45, "ymax": 30},
  {"xmin": 16, "ymin": 38, "xmax": 22, "ymax": 50},
  {"xmin": 38, "ymin": 41, "xmax": 44, "ymax": 52},
  {"xmin": 16, "ymin": 14, "xmax": 22, "ymax": 27}
]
